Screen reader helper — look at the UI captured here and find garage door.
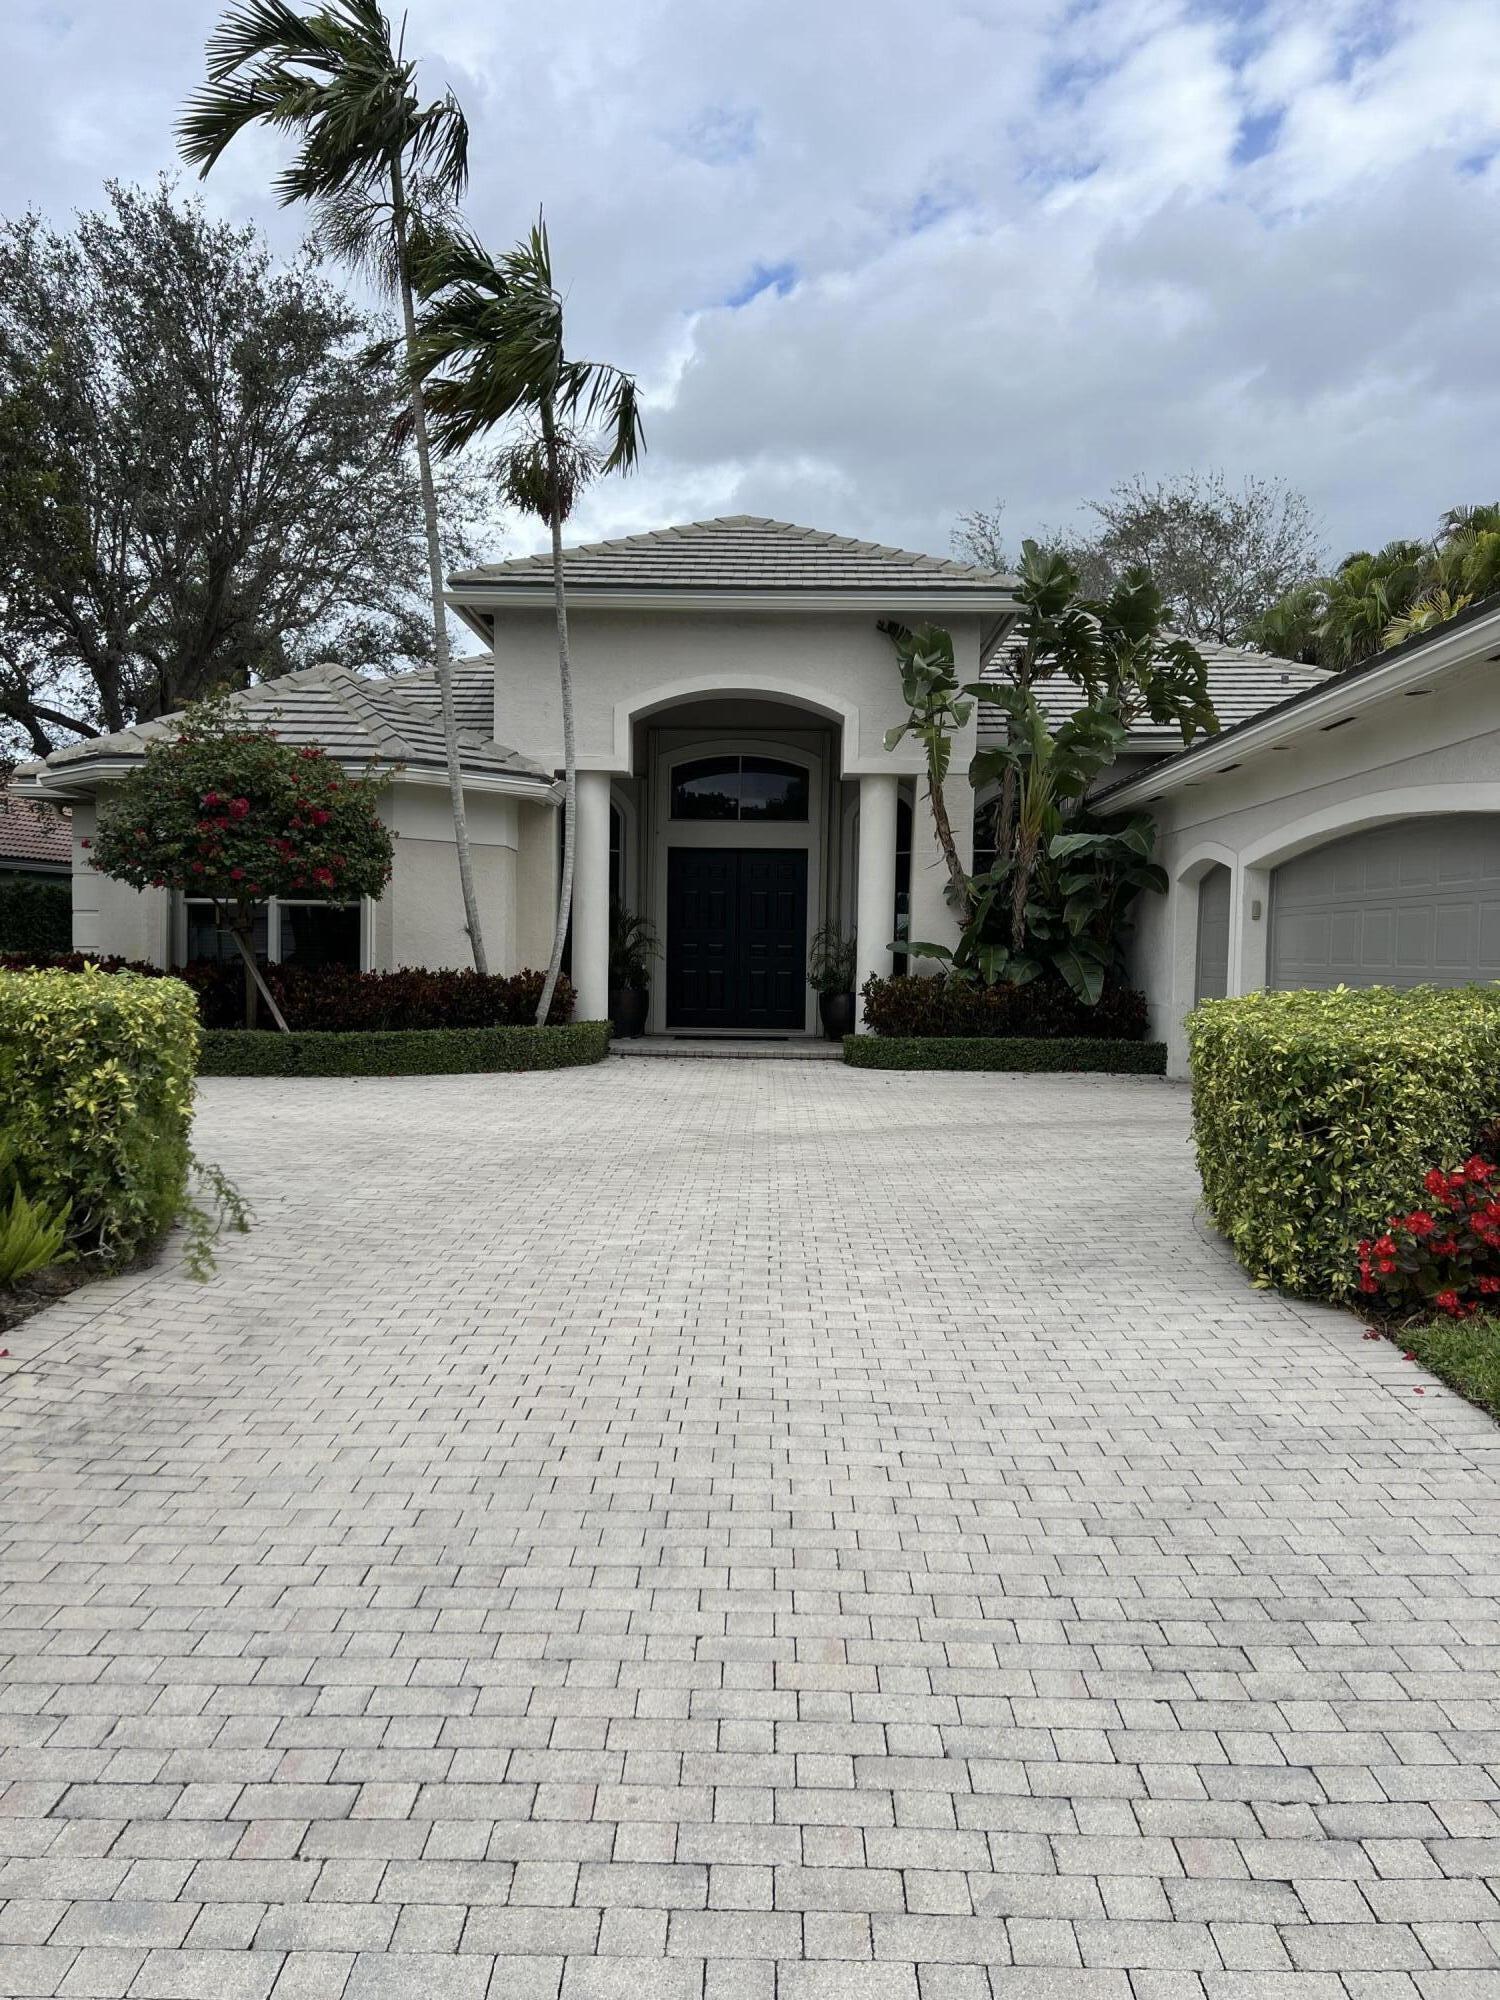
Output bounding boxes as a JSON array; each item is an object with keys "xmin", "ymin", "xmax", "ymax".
[{"xmin": 1269, "ymin": 815, "xmax": 1500, "ymax": 990}]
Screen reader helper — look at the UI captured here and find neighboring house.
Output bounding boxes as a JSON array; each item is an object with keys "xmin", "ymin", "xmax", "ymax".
[
  {"xmin": 0, "ymin": 787, "xmax": 71, "ymax": 881},
  {"xmin": 14, "ymin": 514, "xmax": 1495, "ymax": 1065}
]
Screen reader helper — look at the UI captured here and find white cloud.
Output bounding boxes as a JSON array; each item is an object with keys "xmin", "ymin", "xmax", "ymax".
[{"xmin": 5, "ymin": 0, "xmax": 1500, "ymax": 566}]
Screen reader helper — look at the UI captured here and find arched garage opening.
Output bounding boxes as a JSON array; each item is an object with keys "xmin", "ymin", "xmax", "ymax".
[{"xmin": 1269, "ymin": 814, "xmax": 1500, "ymax": 990}]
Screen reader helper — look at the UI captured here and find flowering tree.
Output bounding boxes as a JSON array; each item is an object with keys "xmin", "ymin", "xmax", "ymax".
[{"xmin": 90, "ymin": 702, "xmax": 393, "ymax": 1030}]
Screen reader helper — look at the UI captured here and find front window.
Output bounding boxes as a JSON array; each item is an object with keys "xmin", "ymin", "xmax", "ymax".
[
  {"xmin": 182, "ymin": 898, "xmax": 362, "ymax": 971},
  {"xmin": 670, "ymin": 755, "xmax": 808, "ymax": 822}
]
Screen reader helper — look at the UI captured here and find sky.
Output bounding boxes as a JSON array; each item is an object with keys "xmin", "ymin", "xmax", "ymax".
[{"xmin": 7, "ymin": 0, "xmax": 1500, "ymax": 569}]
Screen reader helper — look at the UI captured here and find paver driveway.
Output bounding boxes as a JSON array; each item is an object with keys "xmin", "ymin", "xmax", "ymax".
[{"xmin": 3, "ymin": 1063, "xmax": 1500, "ymax": 2000}]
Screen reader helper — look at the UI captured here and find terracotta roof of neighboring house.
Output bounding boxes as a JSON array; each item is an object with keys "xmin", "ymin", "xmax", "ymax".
[
  {"xmin": 451, "ymin": 515, "xmax": 1019, "ymax": 596},
  {"xmin": 17, "ymin": 662, "xmax": 554, "ymax": 797},
  {"xmin": 0, "ymin": 788, "xmax": 71, "ymax": 864},
  {"xmin": 978, "ymin": 635, "xmax": 1331, "ymax": 743}
]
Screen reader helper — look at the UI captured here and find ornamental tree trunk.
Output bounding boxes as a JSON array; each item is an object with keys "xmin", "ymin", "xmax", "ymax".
[
  {"xmin": 534, "ymin": 401, "xmax": 576, "ymax": 1029},
  {"xmin": 391, "ymin": 155, "xmax": 489, "ymax": 977},
  {"xmin": 225, "ymin": 904, "xmax": 290, "ymax": 1034}
]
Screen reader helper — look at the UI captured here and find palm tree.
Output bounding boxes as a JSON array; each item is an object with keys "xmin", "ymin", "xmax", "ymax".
[
  {"xmin": 1316, "ymin": 540, "xmax": 1428, "ymax": 667},
  {"xmin": 406, "ymin": 219, "xmax": 644, "ymax": 1026},
  {"xmin": 178, "ymin": 0, "xmax": 491, "ymax": 973}
]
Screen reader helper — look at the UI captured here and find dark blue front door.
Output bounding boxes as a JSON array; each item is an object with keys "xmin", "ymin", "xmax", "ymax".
[{"xmin": 666, "ymin": 848, "xmax": 807, "ymax": 1030}]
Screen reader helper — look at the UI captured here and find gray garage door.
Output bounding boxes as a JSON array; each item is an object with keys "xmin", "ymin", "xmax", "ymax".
[
  {"xmin": 1194, "ymin": 864, "xmax": 1231, "ymax": 1002},
  {"xmin": 1269, "ymin": 815, "xmax": 1500, "ymax": 990}
]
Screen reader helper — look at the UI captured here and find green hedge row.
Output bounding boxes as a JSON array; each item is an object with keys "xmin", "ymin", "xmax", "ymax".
[
  {"xmin": 0, "ymin": 966, "xmax": 198, "ymax": 1265},
  {"xmin": 1188, "ymin": 985, "xmax": 1500, "ymax": 1300},
  {"xmin": 843, "ymin": 1035, "xmax": 1167, "ymax": 1074},
  {"xmin": 0, "ymin": 876, "xmax": 72, "ymax": 954},
  {"xmin": 199, "ymin": 1020, "xmax": 612, "ymax": 1077}
]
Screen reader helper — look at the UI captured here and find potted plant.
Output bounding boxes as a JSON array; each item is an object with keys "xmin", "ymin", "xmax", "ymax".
[
  {"xmin": 608, "ymin": 906, "xmax": 659, "ymax": 1038},
  {"xmin": 808, "ymin": 923, "xmax": 857, "ymax": 1039}
]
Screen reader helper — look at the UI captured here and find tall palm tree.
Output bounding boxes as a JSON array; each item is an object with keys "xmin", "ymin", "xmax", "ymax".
[
  {"xmin": 407, "ymin": 219, "xmax": 644, "ymax": 1026},
  {"xmin": 179, "ymin": 0, "xmax": 491, "ymax": 973},
  {"xmin": 1316, "ymin": 540, "xmax": 1428, "ymax": 667}
]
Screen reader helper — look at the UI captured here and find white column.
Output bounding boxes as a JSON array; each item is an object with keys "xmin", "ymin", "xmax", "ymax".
[
  {"xmin": 855, "ymin": 772, "xmax": 899, "ymax": 1031},
  {"xmin": 572, "ymin": 770, "xmax": 612, "ymax": 1023}
]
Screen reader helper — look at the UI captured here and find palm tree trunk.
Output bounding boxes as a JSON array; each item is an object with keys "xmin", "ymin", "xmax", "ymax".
[
  {"xmin": 391, "ymin": 158, "xmax": 488, "ymax": 976},
  {"xmin": 535, "ymin": 403, "xmax": 576, "ymax": 1028}
]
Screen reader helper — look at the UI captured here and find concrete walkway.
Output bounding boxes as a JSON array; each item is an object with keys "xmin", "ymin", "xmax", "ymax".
[{"xmin": 2, "ymin": 1064, "xmax": 1499, "ymax": 2000}]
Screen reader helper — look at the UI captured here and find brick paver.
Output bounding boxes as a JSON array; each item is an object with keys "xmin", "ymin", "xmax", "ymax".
[{"xmin": 2, "ymin": 1062, "xmax": 1499, "ymax": 2000}]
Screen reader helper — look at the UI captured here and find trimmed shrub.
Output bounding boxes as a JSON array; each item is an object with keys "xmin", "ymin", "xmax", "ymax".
[
  {"xmin": 0, "ymin": 954, "xmax": 575, "ymax": 1031},
  {"xmin": 1188, "ymin": 985, "xmax": 1500, "ymax": 1301},
  {"xmin": 0, "ymin": 877, "xmax": 72, "ymax": 953},
  {"xmin": 0, "ymin": 967, "xmax": 199, "ymax": 1265},
  {"xmin": 199, "ymin": 1020, "xmax": 611, "ymax": 1077},
  {"xmin": 861, "ymin": 973, "xmax": 1148, "ymax": 1041},
  {"xmin": 844, "ymin": 1035, "xmax": 1166, "ymax": 1075}
]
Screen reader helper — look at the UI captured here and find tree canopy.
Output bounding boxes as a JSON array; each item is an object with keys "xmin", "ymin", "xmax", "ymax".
[
  {"xmin": 0, "ymin": 179, "xmax": 482, "ymax": 760},
  {"xmin": 954, "ymin": 471, "xmax": 1325, "ymax": 647}
]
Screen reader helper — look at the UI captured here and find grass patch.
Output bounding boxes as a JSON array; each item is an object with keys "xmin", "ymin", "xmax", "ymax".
[
  {"xmin": 1397, "ymin": 1314, "xmax": 1500, "ymax": 1423},
  {"xmin": 199, "ymin": 1020, "xmax": 612, "ymax": 1077},
  {"xmin": 843, "ymin": 1035, "xmax": 1166, "ymax": 1075}
]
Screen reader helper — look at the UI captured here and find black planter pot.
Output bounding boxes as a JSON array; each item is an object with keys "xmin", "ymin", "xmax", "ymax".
[
  {"xmin": 609, "ymin": 986, "xmax": 650, "ymax": 1039},
  {"xmin": 818, "ymin": 990, "xmax": 856, "ymax": 1040}
]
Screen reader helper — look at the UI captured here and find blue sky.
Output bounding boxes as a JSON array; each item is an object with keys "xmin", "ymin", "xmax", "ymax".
[{"xmin": 7, "ymin": 0, "xmax": 1500, "ymax": 565}]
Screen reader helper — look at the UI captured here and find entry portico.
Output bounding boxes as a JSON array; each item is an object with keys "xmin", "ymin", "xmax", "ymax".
[{"xmin": 448, "ymin": 517, "xmax": 1018, "ymax": 1031}]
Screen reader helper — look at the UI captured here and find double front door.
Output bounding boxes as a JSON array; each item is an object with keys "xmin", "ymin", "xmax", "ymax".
[{"xmin": 666, "ymin": 848, "xmax": 808, "ymax": 1030}]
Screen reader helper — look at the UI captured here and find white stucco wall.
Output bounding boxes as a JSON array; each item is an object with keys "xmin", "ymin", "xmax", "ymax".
[
  {"xmin": 1129, "ymin": 652, "xmax": 1500, "ymax": 1076},
  {"xmin": 69, "ymin": 776, "xmax": 552, "ymax": 977},
  {"xmin": 70, "ymin": 797, "xmax": 173, "ymax": 965},
  {"xmin": 491, "ymin": 605, "xmax": 981, "ymax": 961},
  {"xmin": 383, "ymin": 783, "xmax": 522, "ymax": 972}
]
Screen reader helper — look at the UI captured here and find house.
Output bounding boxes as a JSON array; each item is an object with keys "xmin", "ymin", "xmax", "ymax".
[
  {"xmin": 0, "ymin": 787, "xmax": 71, "ymax": 881},
  {"xmin": 15, "ymin": 515, "xmax": 1498, "ymax": 1068}
]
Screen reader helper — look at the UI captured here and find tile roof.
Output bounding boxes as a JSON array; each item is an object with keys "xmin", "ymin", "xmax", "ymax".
[
  {"xmin": 22, "ymin": 662, "xmax": 553, "ymax": 792},
  {"xmin": 978, "ymin": 635, "xmax": 1331, "ymax": 742},
  {"xmin": 451, "ymin": 515, "xmax": 1018, "ymax": 595},
  {"xmin": 0, "ymin": 788, "xmax": 71, "ymax": 864}
]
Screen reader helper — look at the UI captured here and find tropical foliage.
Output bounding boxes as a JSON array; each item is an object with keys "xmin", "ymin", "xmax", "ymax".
[
  {"xmin": 884, "ymin": 544, "xmax": 1212, "ymax": 1005},
  {"xmin": 407, "ymin": 218, "xmax": 644, "ymax": 1025},
  {"xmin": 1249, "ymin": 505, "xmax": 1500, "ymax": 666},
  {"xmin": 181, "ymin": 0, "xmax": 491, "ymax": 972},
  {"xmin": 89, "ymin": 703, "xmax": 393, "ymax": 1030},
  {"xmin": 807, "ymin": 924, "xmax": 857, "ymax": 996},
  {"xmin": 608, "ymin": 908, "xmax": 659, "ymax": 992},
  {"xmin": 0, "ymin": 1136, "xmax": 72, "ymax": 1286}
]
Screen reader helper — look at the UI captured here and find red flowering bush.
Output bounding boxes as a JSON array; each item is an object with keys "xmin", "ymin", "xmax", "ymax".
[
  {"xmin": 1358, "ymin": 1152, "xmax": 1500, "ymax": 1320},
  {"xmin": 861, "ymin": 972, "xmax": 1148, "ymax": 1041},
  {"xmin": 90, "ymin": 701, "xmax": 394, "ymax": 1027}
]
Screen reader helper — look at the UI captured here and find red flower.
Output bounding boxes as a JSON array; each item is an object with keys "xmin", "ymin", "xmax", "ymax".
[
  {"xmin": 202, "ymin": 791, "xmax": 221, "ymax": 807},
  {"xmin": 311, "ymin": 808, "xmax": 331, "ymax": 826},
  {"xmin": 229, "ymin": 797, "xmax": 250, "ymax": 820},
  {"xmin": 1404, "ymin": 1210, "xmax": 1437, "ymax": 1238},
  {"xmin": 313, "ymin": 866, "xmax": 335, "ymax": 887},
  {"xmin": 80, "ymin": 837, "xmax": 90, "ymax": 849},
  {"xmin": 1435, "ymin": 1290, "xmax": 1464, "ymax": 1317},
  {"xmin": 230, "ymin": 866, "xmax": 244, "ymax": 881},
  {"xmin": 1467, "ymin": 1156, "xmax": 1495, "ymax": 1183},
  {"xmin": 1424, "ymin": 1167, "xmax": 1451, "ymax": 1198},
  {"xmin": 247, "ymin": 883, "xmax": 263, "ymax": 897}
]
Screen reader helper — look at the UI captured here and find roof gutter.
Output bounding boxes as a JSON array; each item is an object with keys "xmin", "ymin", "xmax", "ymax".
[
  {"xmin": 446, "ymin": 585, "xmax": 1020, "ymax": 616},
  {"xmin": 1099, "ymin": 598, "xmax": 1500, "ymax": 811}
]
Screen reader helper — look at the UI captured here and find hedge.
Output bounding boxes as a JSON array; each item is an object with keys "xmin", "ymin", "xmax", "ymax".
[
  {"xmin": 0, "ymin": 954, "xmax": 577, "ymax": 1032},
  {"xmin": 199, "ymin": 1020, "xmax": 612, "ymax": 1076},
  {"xmin": 861, "ymin": 972, "xmax": 1148, "ymax": 1041},
  {"xmin": 0, "ymin": 877, "xmax": 72, "ymax": 954},
  {"xmin": 0, "ymin": 966, "xmax": 198, "ymax": 1265},
  {"xmin": 1188, "ymin": 985, "xmax": 1500, "ymax": 1301},
  {"xmin": 843, "ymin": 1035, "xmax": 1166, "ymax": 1074}
]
